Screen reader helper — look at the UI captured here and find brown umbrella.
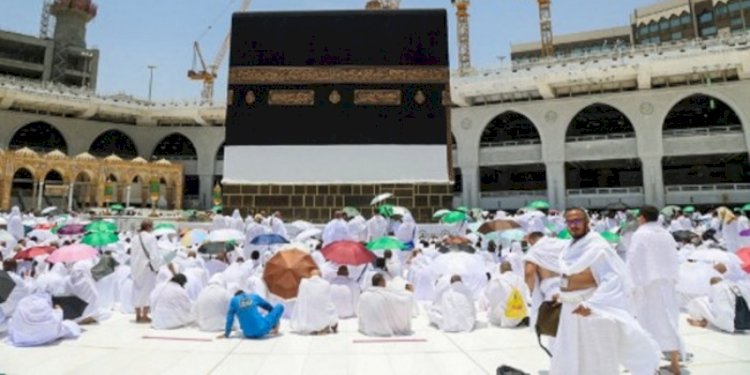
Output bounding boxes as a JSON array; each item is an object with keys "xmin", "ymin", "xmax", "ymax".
[
  {"xmin": 477, "ymin": 219, "xmax": 521, "ymax": 234},
  {"xmin": 444, "ymin": 236, "xmax": 471, "ymax": 245},
  {"xmin": 262, "ymin": 249, "xmax": 318, "ymax": 300}
]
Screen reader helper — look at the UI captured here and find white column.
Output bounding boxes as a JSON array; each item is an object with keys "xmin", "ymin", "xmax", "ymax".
[
  {"xmin": 545, "ymin": 161, "xmax": 566, "ymax": 209},
  {"xmin": 641, "ymin": 156, "xmax": 665, "ymax": 207},
  {"xmin": 37, "ymin": 181, "xmax": 45, "ymax": 210},
  {"xmin": 67, "ymin": 183, "xmax": 74, "ymax": 212},
  {"xmin": 125, "ymin": 186, "xmax": 131, "ymax": 208},
  {"xmin": 460, "ymin": 165, "xmax": 480, "ymax": 208}
]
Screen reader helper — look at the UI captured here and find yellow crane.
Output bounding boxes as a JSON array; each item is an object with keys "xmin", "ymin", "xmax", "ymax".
[
  {"xmin": 451, "ymin": 0, "xmax": 471, "ymax": 76},
  {"xmin": 188, "ymin": 0, "xmax": 252, "ymax": 105},
  {"xmin": 537, "ymin": 0, "xmax": 554, "ymax": 58}
]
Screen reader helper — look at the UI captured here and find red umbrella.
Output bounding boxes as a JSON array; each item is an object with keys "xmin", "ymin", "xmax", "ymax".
[
  {"xmin": 47, "ymin": 244, "xmax": 99, "ymax": 263},
  {"xmin": 14, "ymin": 246, "xmax": 56, "ymax": 260},
  {"xmin": 737, "ymin": 247, "xmax": 750, "ymax": 273},
  {"xmin": 322, "ymin": 241, "xmax": 375, "ymax": 266},
  {"xmin": 35, "ymin": 223, "xmax": 56, "ymax": 230}
]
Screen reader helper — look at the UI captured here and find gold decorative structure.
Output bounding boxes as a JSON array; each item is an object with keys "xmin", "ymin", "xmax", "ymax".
[{"xmin": 0, "ymin": 148, "xmax": 183, "ymax": 211}]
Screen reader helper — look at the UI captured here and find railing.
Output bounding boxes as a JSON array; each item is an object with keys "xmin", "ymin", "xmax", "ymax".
[
  {"xmin": 663, "ymin": 125, "xmax": 743, "ymax": 138},
  {"xmin": 481, "ymin": 190, "xmax": 547, "ymax": 197},
  {"xmin": 565, "ymin": 132, "xmax": 635, "ymax": 143},
  {"xmin": 567, "ymin": 187, "xmax": 643, "ymax": 195},
  {"xmin": 479, "ymin": 138, "xmax": 541, "ymax": 148},
  {"xmin": 665, "ymin": 183, "xmax": 750, "ymax": 192}
]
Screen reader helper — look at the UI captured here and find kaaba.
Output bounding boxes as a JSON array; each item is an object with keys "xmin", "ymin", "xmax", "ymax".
[{"xmin": 222, "ymin": 9, "xmax": 454, "ymax": 222}]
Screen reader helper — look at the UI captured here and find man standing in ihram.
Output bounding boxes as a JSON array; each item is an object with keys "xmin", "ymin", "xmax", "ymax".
[
  {"xmin": 551, "ymin": 207, "xmax": 660, "ymax": 375},
  {"xmin": 628, "ymin": 205, "xmax": 685, "ymax": 374}
]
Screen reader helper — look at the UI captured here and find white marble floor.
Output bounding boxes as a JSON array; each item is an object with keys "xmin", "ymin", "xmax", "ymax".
[{"xmin": 1, "ymin": 311, "xmax": 749, "ymax": 375}]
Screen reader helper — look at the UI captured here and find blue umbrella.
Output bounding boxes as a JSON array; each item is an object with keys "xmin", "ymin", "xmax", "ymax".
[{"xmin": 249, "ymin": 233, "xmax": 289, "ymax": 245}]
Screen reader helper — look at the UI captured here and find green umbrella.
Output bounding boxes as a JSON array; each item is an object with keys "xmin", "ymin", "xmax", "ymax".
[
  {"xmin": 661, "ymin": 205, "xmax": 681, "ymax": 217},
  {"xmin": 557, "ymin": 229, "xmax": 572, "ymax": 240},
  {"xmin": 342, "ymin": 206, "xmax": 360, "ymax": 218},
  {"xmin": 378, "ymin": 204, "xmax": 394, "ymax": 217},
  {"xmin": 600, "ymin": 231, "xmax": 620, "ymax": 244},
  {"xmin": 742, "ymin": 203, "xmax": 750, "ymax": 212},
  {"xmin": 433, "ymin": 209, "xmax": 452, "ymax": 219},
  {"xmin": 109, "ymin": 204, "xmax": 125, "ymax": 212},
  {"xmin": 442, "ymin": 211, "xmax": 467, "ymax": 224},
  {"xmin": 627, "ymin": 209, "xmax": 640, "ymax": 217},
  {"xmin": 683, "ymin": 206, "xmax": 695, "ymax": 214},
  {"xmin": 50, "ymin": 223, "xmax": 65, "ymax": 234},
  {"xmin": 366, "ymin": 237, "xmax": 407, "ymax": 251},
  {"xmin": 528, "ymin": 200, "xmax": 551, "ymax": 210},
  {"xmin": 155, "ymin": 223, "xmax": 177, "ymax": 230},
  {"xmin": 212, "ymin": 205, "xmax": 223, "ymax": 213},
  {"xmin": 82, "ymin": 232, "xmax": 119, "ymax": 247},
  {"xmin": 455, "ymin": 206, "xmax": 470, "ymax": 213},
  {"xmin": 85, "ymin": 221, "xmax": 117, "ymax": 233}
]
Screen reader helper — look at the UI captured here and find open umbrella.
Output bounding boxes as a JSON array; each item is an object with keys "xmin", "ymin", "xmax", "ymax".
[
  {"xmin": 740, "ymin": 229, "xmax": 750, "ymax": 237},
  {"xmin": 13, "ymin": 246, "xmax": 56, "ymax": 260},
  {"xmin": 181, "ymin": 229, "xmax": 209, "ymax": 247},
  {"xmin": 41, "ymin": 206, "xmax": 58, "ymax": 215},
  {"xmin": 499, "ymin": 229, "xmax": 526, "ymax": 244},
  {"xmin": 683, "ymin": 206, "xmax": 696, "ymax": 214},
  {"xmin": 342, "ymin": 206, "xmax": 360, "ymax": 218},
  {"xmin": 51, "ymin": 296, "xmax": 88, "ymax": 320},
  {"xmin": 321, "ymin": 241, "xmax": 374, "ymax": 265},
  {"xmin": 432, "ymin": 209, "xmax": 452, "ymax": 219},
  {"xmin": 295, "ymin": 228, "xmax": 322, "ymax": 242},
  {"xmin": 57, "ymin": 224, "xmax": 85, "ymax": 235},
  {"xmin": 606, "ymin": 202, "xmax": 628, "ymax": 211},
  {"xmin": 153, "ymin": 227, "xmax": 178, "ymax": 237},
  {"xmin": 557, "ymin": 229, "xmax": 572, "ymax": 240},
  {"xmin": 600, "ymin": 231, "xmax": 620, "ymax": 244},
  {"xmin": 455, "ymin": 206, "xmax": 470, "ymax": 213},
  {"xmin": 85, "ymin": 221, "xmax": 117, "ymax": 233},
  {"xmin": 155, "ymin": 223, "xmax": 177, "ymax": 230},
  {"xmin": 198, "ymin": 241, "xmax": 233, "ymax": 254},
  {"xmin": 212, "ymin": 205, "xmax": 223, "ymax": 213},
  {"xmin": 27, "ymin": 229, "xmax": 54, "ymax": 242},
  {"xmin": 477, "ymin": 219, "xmax": 521, "ymax": 234},
  {"xmin": 441, "ymin": 211, "xmax": 467, "ymax": 224},
  {"xmin": 370, "ymin": 193, "xmax": 393, "ymax": 206},
  {"xmin": 0, "ymin": 270, "xmax": 17, "ymax": 303},
  {"xmin": 445, "ymin": 236, "xmax": 471, "ymax": 245},
  {"xmin": 378, "ymin": 204, "xmax": 394, "ymax": 217},
  {"xmin": 82, "ymin": 232, "xmax": 119, "ymax": 247},
  {"xmin": 437, "ymin": 243, "xmax": 476, "ymax": 254},
  {"xmin": 0, "ymin": 230, "xmax": 15, "ymax": 243},
  {"xmin": 290, "ymin": 220, "xmax": 315, "ymax": 231},
  {"xmin": 109, "ymin": 204, "xmax": 125, "ymax": 212},
  {"xmin": 48, "ymin": 244, "xmax": 98, "ymax": 263},
  {"xmin": 742, "ymin": 203, "xmax": 750, "ymax": 212},
  {"xmin": 263, "ymin": 249, "xmax": 318, "ymax": 300},
  {"xmin": 366, "ymin": 236, "xmax": 407, "ymax": 251},
  {"xmin": 661, "ymin": 205, "xmax": 681, "ymax": 217},
  {"xmin": 429, "ymin": 252, "xmax": 487, "ymax": 296},
  {"xmin": 528, "ymin": 200, "xmax": 550, "ymax": 210},
  {"xmin": 34, "ymin": 223, "xmax": 56, "ymax": 230},
  {"xmin": 250, "ymin": 233, "xmax": 289, "ymax": 246},
  {"xmin": 673, "ymin": 230, "xmax": 698, "ymax": 243},
  {"xmin": 208, "ymin": 229, "xmax": 245, "ymax": 243}
]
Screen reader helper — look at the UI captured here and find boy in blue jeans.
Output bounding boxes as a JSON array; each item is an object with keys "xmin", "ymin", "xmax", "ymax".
[{"xmin": 218, "ymin": 291, "xmax": 284, "ymax": 339}]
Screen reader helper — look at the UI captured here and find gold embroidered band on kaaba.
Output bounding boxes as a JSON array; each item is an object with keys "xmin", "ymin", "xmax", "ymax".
[{"xmin": 229, "ymin": 66, "xmax": 449, "ymax": 85}]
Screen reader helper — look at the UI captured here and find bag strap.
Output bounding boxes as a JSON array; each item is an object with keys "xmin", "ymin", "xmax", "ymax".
[
  {"xmin": 138, "ymin": 233, "xmax": 157, "ymax": 273},
  {"xmin": 536, "ymin": 329, "xmax": 553, "ymax": 357}
]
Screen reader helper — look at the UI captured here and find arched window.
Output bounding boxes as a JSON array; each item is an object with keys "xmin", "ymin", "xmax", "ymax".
[
  {"xmin": 566, "ymin": 104, "xmax": 634, "ymax": 141},
  {"xmin": 152, "ymin": 133, "xmax": 198, "ymax": 161},
  {"xmin": 480, "ymin": 111, "xmax": 541, "ymax": 147},
  {"xmin": 9, "ymin": 122, "xmax": 67, "ymax": 153},
  {"xmin": 89, "ymin": 130, "xmax": 138, "ymax": 158}
]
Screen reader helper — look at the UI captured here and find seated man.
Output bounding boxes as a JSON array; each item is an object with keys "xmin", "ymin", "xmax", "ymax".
[
  {"xmin": 8, "ymin": 293, "xmax": 81, "ymax": 347},
  {"xmin": 687, "ymin": 275, "xmax": 750, "ymax": 333},
  {"xmin": 330, "ymin": 266, "xmax": 360, "ymax": 319},
  {"xmin": 484, "ymin": 262, "xmax": 530, "ymax": 327},
  {"xmin": 428, "ymin": 275, "xmax": 476, "ymax": 332},
  {"xmin": 150, "ymin": 274, "xmax": 195, "ymax": 330},
  {"xmin": 221, "ymin": 290, "xmax": 284, "ymax": 339},
  {"xmin": 290, "ymin": 270, "xmax": 338, "ymax": 335},
  {"xmin": 194, "ymin": 274, "xmax": 232, "ymax": 332},
  {"xmin": 0, "ymin": 260, "xmax": 31, "ymax": 333},
  {"xmin": 357, "ymin": 274, "xmax": 414, "ymax": 336}
]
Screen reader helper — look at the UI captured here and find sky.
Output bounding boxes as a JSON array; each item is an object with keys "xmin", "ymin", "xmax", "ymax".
[{"xmin": 1, "ymin": 0, "xmax": 658, "ymax": 101}]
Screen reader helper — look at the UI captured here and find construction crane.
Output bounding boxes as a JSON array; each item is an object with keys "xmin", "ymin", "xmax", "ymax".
[
  {"xmin": 365, "ymin": 0, "xmax": 401, "ymax": 9},
  {"xmin": 451, "ymin": 0, "xmax": 471, "ymax": 76},
  {"xmin": 39, "ymin": 0, "xmax": 53, "ymax": 39},
  {"xmin": 537, "ymin": 0, "xmax": 554, "ymax": 58},
  {"xmin": 188, "ymin": 0, "xmax": 252, "ymax": 105}
]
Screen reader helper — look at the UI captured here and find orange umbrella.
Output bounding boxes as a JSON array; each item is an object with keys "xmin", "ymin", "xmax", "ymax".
[
  {"xmin": 262, "ymin": 249, "xmax": 318, "ymax": 300},
  {"xmin": 477, "ymin": 219, "xmax": 521, "ymax": 234},
  {"xmin": 445, "ymin": 236, "xmax": 471, "ymax": 245}
]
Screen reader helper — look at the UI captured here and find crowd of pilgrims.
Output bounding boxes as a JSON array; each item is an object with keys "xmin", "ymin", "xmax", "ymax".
[{"xmin": 1, "ymin": 203, "xmax": 749, "ymax": 374}]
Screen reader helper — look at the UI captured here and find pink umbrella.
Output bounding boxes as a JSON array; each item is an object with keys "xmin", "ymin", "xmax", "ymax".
[{"xmin": 47, "ymin": 244, "xmax": 99, "ymax": 263}]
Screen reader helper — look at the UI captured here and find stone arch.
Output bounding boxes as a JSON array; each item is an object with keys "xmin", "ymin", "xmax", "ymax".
[
  {"xmin": 73, "ymin": 170, "xmax": 95, "ymax": 209},
  {"xmin": 89, "ymin": 129, "xmax": 139, "ymax": 159},
  {"xmin": 151, "ymin": 133, "xmax": 198, "ymax": 160},
  {"xmin": 479, "ymin": 111, "xmax": 541, "ymax": 147},
  {"xmin": 10, "ymin": 167, "xmax": 35, "ymax": 211},
  {"xmin": 9, "ymin": 121, "xmax": 68, "ymax": 153},
  {"xmin": 566, "ymin": 103, "xmax": 635, "ymax": 141},
  {"xmin": 662, "ymin": 93, "xmax": 743, "ymax": 134},
  {"xmin": 42, "ymin": 169, "xmax": 66, "ymax": 184}
]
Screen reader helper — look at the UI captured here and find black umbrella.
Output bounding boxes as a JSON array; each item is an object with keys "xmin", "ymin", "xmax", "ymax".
[
  {"xmin": 0, "ymin": 270, "xmax": 17, "ymax": 303},
  {"xmin": 437, "ymin": 244, "xmax": 476, "ymax": 254},
  {"xmin": 52, "ymin": 296, "xmax": 89, "ymax": 320},
  {"xmin": 198, "ymin": 241, "xmax": 234, "ymax": 255},
  {"xmin": 672, "ymin": 230, "xmax": 698, "ymax": 243}
]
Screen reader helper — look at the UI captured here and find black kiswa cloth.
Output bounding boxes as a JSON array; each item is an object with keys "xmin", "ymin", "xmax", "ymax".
[
  {"xmin": 0, "ymin": 270, "xmax": 16, "ymax": 303},
  {"xmin": 51, "ymin": 296, "xmax": 89, "ymax": 320}
]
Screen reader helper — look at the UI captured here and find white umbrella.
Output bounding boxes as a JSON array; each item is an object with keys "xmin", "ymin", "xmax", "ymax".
[
  {"xmin": 208, "ymin": 228, "xmax": 245, "ymax": 243},
  {"xmin": 290, "ymin": 220, "xmax": 315, "ymax": 231},
  {"xmin": 430, "ymin": 252, "xmax": 487, "ymax": 297},
  {"xmin": 295, "ymin": 228, "xmax": 322, "ymax": 242},
  {"xmin": 392, "ymin": 206, "xmax": 410, "ymax": 217},
  {"xmin": 27, "ymin": 229, "xmax": 54, "ymax": 242},
  {"xmin": 370, "ymin": 193, "xmax": 393, "ymax": 206},
  {"xmin": 432, "ymin": 209, "xmax": 451, "ymax": 219},
  {"xmin": 0, "ymin": 230, "xmax": 15, "ymax": 243},
  {"xmin": 41, "ymin": 206, "xmax": 58, "ymax": 215},
  {"xmin": 153, "ymin": 227, "xmax": 177, "ymax": 237}
]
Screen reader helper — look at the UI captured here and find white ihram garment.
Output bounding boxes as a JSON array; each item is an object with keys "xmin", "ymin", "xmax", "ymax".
[
  {"xmin": 150, "ymin": 281, "xmax": 194, "ymax": 330},
  {"xmin": 484, "ymin": 271, "xmax": 529, "ymax": 328},
  {"xmin": 357, "ymin": 286, "xmax": 414, "ymax": 336},
  {"xmin": 428, "ymin": 281, "xmax": 476, "ymax": 332},
  {"xmin": 330, "ymin": 276, "xmax": 360, "ymax": 318},
  {"xmin": 687, "ymin": 279, "xmax": 750, "ymax": 333},
  {"xmin": 130, "ymin": 231, "xmax": 163, "ymax": 308},
  {"xmin": 193, "ymin": 275, "xmax": 232, "ymax": 332},
  {"xmin": 9, "ymin": 293, "xmax": 81, "ymax": 347},
  {"xmin": 290, "ymin": 276, "xmax": 338, "ymax": 334}
]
